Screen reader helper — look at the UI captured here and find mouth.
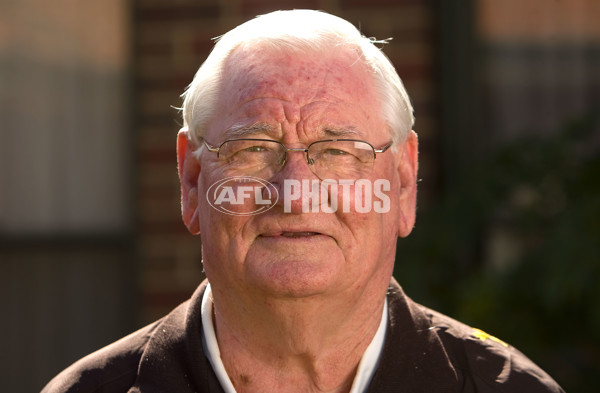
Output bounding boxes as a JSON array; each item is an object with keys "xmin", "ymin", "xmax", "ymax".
[
  {"xmin": 259, "ymin": 231, "xmax": 325, "ymax": 239},
  {"xmin": 280, "ymin": 231, "xmax": 320, "ymax": 238}
]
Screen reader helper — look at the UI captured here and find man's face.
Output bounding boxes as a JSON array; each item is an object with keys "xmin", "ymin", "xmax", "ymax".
[{"xmin": 179, "ymin": 44, "xmax": 418, "ymax": 300}]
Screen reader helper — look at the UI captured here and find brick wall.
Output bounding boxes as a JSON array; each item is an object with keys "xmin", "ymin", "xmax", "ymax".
[{"xmin": 133, "ymin": 0, "xmax": 439, "ymax": 323}]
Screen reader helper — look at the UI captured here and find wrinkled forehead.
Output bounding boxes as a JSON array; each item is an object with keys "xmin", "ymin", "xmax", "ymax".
[{"xmin": 218, "ymin": 42, "xmax": 379, "ymax": 108}]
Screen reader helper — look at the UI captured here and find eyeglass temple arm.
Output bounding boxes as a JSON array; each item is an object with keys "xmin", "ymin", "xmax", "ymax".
[
  {"xmin": 179, "ymin": 126, "xmax": 219, "ymax": 152},
  {"xmin": 202, "ymin": 140, "xmax": 219, "ymax": 153},
  {"xmin": 374, "ymin": 141, "xmax": 393, "ymax": 154}
]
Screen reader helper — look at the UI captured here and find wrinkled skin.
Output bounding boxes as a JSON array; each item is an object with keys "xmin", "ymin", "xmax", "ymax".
[{"xmin": 177, "ymin": 43, "xmax": 418, "ymax": 392}]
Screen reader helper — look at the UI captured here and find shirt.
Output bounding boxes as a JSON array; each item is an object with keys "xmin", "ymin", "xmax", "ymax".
[{"xmin": 41, "ymin": 279, "xmax": 565, "ymax": 393}]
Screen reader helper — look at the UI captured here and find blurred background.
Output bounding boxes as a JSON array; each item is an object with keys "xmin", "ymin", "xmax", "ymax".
[{"xmin": 1, "ymin": 0, "xmax": 598, "ymax": 391}]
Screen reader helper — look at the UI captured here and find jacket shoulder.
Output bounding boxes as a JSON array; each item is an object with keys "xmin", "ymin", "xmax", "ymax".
[
  {"xmin": 41, "ymin": 321, "xmax": 161, "ymax": 393},
  {"xmin": 425, "ymin": 308, "xmax": 564, "ymax": 393}
]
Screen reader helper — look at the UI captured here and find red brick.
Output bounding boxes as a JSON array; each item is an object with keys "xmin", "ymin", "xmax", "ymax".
[
  {"xmin": 239, "ymin": 0, "xmax": 321, "ymax": 17},
  {"xmin": 136, "ymin": 3, "xmax": 220, "ymax": 22},
  {"xmin": 341, "ymin": 0, "xmax": 427, "ymax": 7}
]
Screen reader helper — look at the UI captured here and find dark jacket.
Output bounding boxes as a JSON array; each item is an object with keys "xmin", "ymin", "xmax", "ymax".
[{"xmin": 42, "ymin": 279, "xmax": 564, "ymax": 392}]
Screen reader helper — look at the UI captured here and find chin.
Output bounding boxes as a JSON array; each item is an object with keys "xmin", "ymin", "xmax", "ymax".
[{"xmin": 246, "ymin": 257, "xmax": 344, "ymax": 299}]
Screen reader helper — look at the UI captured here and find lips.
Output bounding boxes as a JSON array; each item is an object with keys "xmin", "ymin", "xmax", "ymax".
[
  {"xmin": 257, "ymin": 221, "xmax": 331, "ymax": 240},
  {"xmin": 280, "ymin": 231, "xmax": 320, "ymax": 237},
  {"xmin": 258, "ymin": 230, "xmax": 325, "ymax": 238}
]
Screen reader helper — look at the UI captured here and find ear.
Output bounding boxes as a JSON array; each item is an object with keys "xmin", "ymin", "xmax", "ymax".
[
  {"xmin": 394, "ymin": 131, "xmax": 419, "ymax": 238},
  {"xmin": 177, "ymin": 129, "xmax": 201, "ymax": 235}
]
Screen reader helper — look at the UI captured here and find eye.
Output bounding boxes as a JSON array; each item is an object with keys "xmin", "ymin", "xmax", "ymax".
[
  {"xmin": 228, "ymin": 140, "xmax": 279, "ymax": 156},
  {"xmin": 243, "ymin": 145, "xmax": 268, "ymax": 153},
  {"xmin": 324, "ymin": 148, "xmax": 351, "ymax": 156}
]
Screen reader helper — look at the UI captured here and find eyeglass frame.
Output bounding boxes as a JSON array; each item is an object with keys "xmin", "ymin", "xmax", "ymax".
[{"xmin": 201, "ymin": 138, "xmax": 393, "ymax": 168}]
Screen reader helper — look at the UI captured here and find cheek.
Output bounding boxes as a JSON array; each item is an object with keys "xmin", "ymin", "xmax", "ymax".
[
  {"xmin": 200, "ymin": 212, "xmax": 255, "ymax": 282},
  {"xmin": 324, "ymin": 180, "xmax": 393, "ymax": 216},
  {"xmin": 197, "ymin": 186, "xmax": 248, "ymax": 253},
  {"xmin": 202, "ymin": 211, "xmax": 248, "ymax": 248},
  {"xmin": 333, "ymin": 179, "xmax": 399, "ymax": 249}
]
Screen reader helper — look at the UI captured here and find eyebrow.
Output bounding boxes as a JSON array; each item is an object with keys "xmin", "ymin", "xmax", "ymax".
[
  {"xmin": 222, "ymin": 123, "xmax": 361, "ymax": 140},
  {"xmin": 223, "ymin": 123, "xmax": 281, "ymax": 139},
  {"xmin": 322, "ymin": 127, "xmax": 360, "ymax": 138}
]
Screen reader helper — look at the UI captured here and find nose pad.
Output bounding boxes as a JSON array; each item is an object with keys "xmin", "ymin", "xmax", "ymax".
[
  {"xmin": 271, "ymin": 151, "xmax": 328, "ymax": 214},
  {"xmin": 275, "ymin": 150, "xmax": 316, "ymax": 181}
]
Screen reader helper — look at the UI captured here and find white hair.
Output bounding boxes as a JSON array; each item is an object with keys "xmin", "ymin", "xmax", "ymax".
[{"xmin": 181, "ymin": 9, "xmax": 414, "ymax": 147}]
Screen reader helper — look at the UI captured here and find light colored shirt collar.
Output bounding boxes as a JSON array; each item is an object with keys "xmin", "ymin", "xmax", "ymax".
[{"xmin": 201, "ymin": 283, "xmax": 388, "ymax": 393}]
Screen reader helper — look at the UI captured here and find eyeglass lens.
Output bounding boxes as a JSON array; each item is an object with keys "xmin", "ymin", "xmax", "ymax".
[{"xmin": 216, "ymin": 139, "xmax": 376, "ymax": 180}]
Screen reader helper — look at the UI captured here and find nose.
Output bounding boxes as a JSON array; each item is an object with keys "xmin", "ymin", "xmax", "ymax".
[
  {"xmin": 271, "ymin": 149, "xmax": 320, "ymax": 214},
  {"xmin": 275, "ymin": 149, "xmax": 315, "ymax": 181}
]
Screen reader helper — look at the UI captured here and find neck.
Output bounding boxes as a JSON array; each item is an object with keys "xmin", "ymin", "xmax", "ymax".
[{"xmin": 210, "ymin": 284, "xmax": 387, "ymax": 393}]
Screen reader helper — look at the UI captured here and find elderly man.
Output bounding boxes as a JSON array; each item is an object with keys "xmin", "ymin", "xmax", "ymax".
[{"xmin": 43, "ymin": 10, "xmax": 563, "ymax": 393}]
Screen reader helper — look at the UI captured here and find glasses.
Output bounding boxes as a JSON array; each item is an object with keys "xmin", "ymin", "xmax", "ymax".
[{"xmin": 202, "ymin": 138, "xmax": 392, "ymax": 180}]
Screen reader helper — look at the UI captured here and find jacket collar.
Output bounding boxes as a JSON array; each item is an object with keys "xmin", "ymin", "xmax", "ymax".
[
  {"xmin": 131, "ymin": 279, "xmax": 460, "ymax": 393},
  {"xmin": 366, "ymin": 279, "xmax": 460, "ymax": 393}
]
